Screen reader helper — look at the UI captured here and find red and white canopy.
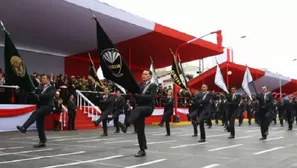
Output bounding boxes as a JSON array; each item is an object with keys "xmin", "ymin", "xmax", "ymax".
[{"xmin": 187, "ymin": 61, "xmax": 297, "ymax": 95}]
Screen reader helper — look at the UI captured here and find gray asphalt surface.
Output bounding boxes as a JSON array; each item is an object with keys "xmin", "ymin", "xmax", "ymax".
[{"xmin": 0, "ymin": 122, "xmax": 296, "ymax": 168}]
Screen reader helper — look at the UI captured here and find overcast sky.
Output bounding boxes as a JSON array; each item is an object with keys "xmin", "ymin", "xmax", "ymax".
[{"xmin": 99, "ymin": 0, "xmax": 297, "ymax": 78}]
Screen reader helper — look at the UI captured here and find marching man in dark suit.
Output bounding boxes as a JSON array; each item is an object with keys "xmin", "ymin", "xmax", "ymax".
[
  {"xmin": 117, "ymin": 69, "xmax": 157, "ymax": 157},
  {"xmin": 187, "ymin": 89, "xmax": 199, "ymax": 137},
  {"xmin": 16, "ymin": 74, "xmax": 56, "ymax": 148},
  {"xmin": 109, "ymin": 90, "xmax": 125, "ymax": 133},
  {"xmin": 226, "ymin": 87, "xmax": 241, "ymax": 139},
  {"xmin": 285, "ymin": 94, "xmax": 295, "ymax": 130},
  {"xmin": 196, "ymin": 84, "xmax": 212, "ymax": 143},
  {"xmin": 257, "ymin": 85, "xmax": 274, "ymax": 140},
  {"xmin": 94, "ymin": 87, "xmax": 115, "ymax": 136},
  {"xmin": 158, "ymin": 90, "xmax": 174, "ymax": 136}
]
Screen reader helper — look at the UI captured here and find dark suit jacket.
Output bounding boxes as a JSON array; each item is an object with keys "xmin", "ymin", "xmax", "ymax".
[
  {"xmin": 197, "ymin": 91, "xmax": 212, "ymax": 110},
  {"xmin": 36, "ymin": 84, "xmax": 56, "ymax": 108},
  {"xmin": 285, "ymin": 100, "xmax": 296, "ymax": 114},
  {"xmin": 227, "ymin": 93, "xmax": 241, "ymax": 109},
  {"xmin": 134, "ymin": 81, "xmax": 158, "ymax": 108},
  {"xmin": 114, "ymin": 96, "xmax": 125, "ymax": 112},
  {"xmin": 100, "ymin": 94, "xmax": 115, "ymax": 113},
  {"xmin": 163, "ymin": 97, "xmax": 174, "ymax": 114},
  {"xmin": 257, "ymin": 92, "xmax": 274, "ymax": 113},
  {"xmin": 68, "ymin": 100, "xmax": 77, "ymax": 116}
]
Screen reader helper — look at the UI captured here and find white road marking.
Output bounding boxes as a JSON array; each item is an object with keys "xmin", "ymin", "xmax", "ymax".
[
  {"xmin": 77, "ymin": 138, "xmax": 120, "ymax": 143},
  {"xmin": 105, "ymin": 140, "xmax": 136, "ymax": 144},
  {"xmin": 40, "ymin": 155, "xmax": 123, "ymax": 168},
  {"xmin": 202, "ymin": 164, "xmax": 220, "ymax": 168},
  {"xmin": 152, "ymin": 132, "xmax": 183, "ymax": 136},
  {"xmin": 208, "ymin": 144, "xmax": 243, "ymax": 152},
  {"xmin": 270, "ymin": 131, "xmax": 285, "ymax": 134},
  {"xmin": 146, "ymin": 131, "xmax": 163, "ymax": 134},
  {"xmin": 264, "ymin": 136, "xmax": 284, "ymax": 141},
  {"xmin": 245, "ymin": 129, "xmax": 258, "ymax": 133},
  {"xmin": 53, "ymin": 136, "xmax": 98, "ymax": 142},
  {"xmin": 0, "ymin": 146, "xmax": 24, "ymax": 150},
  {"xmin": 272, "ymin": 127, "xmax": 281, "ymax": 130},
  {"xmin": 32, "ymin": 135, "xmax": 78, "ymax": 140},
  {"xmin": 170, "ymin": 142, "xmax": 208, "ymax": 149},
  {"xmin": 253, "ymin": 146, "xmax": 285, "ymax": 155},
  {"xmin": 235, "ymin": 135, "xmax": 255, "ymax": 140},
  {"xmin": 0, "ymin": 151, "xmax": 85, "ymax": 164},
  {"xmin": 10, "ymin": 136, "xmax": 37, "ymax": 140},
  {"xmin": 135, "ymin": 140, "xmax": 177, "ymax": 145},
  {"xmin": 178, "ymin": 133, "xmax": 195, "ymax": 137},
  {"xmin": 125, "ymin": 159, "xmax": 167, "ymax": 168},
  {"xmin": 0, "ymin": 148, "xmax": 53, "ymax": 156},
  {"xmin": 208, "ymin": 134, "xmax": 229, "ymax": 138}
]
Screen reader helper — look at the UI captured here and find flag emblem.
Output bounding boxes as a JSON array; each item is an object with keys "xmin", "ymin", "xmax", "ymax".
[
  {"xmin": 10, "ymin": 56, "xmax": 26, "ymax": 77},
  {"xmin": 101, "ymin": 48, "xmax": 123, "ymax": 77}
]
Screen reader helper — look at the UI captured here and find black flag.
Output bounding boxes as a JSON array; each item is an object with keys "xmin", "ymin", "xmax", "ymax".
[
  {"xmin": 2, "ymin": 23, "xmax": 35, "ymax": 92},
  {"xmin": 177, "ymin": 54, "xmax": 188, "ymax": 88},
  {"xmin": 93, "ymin": 16, "xmax": 140, "ymax": 94},
  {"xmin": 170, "ymin": 52, "xmax": 187, "ymax": 90}
]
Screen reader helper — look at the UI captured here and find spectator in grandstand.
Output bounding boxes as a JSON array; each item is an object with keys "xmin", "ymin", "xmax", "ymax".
[
  {"xmin": 0, "ymin": 72, "xmax": 5, "ymax": 85},
  {"xmin": 49, "ymin": 73, "xmax": 56, "ymax": 86},
  {"xmin": 53, "ymin": 92, "xmax": 63, "ymax": 131}
]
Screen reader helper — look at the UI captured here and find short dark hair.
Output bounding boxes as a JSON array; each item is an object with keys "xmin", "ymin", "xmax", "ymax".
[
  {"xmin": 143, "ymin": 69, "xmax": 152, "ymax": 75},
  {"xmin": 262, "ymin": 85, "xmax": 268, "ymax": 89},
  {"xmin": 202, "ymin": 84, "xmax": 208, "ymax": 88},
  {"xmin": 41, "ymin": 74, "xmax": 50, "ymax": 79}
]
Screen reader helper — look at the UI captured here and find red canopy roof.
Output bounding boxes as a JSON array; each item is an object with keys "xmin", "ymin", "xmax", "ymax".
[
  {"xmin": 68, "ymin": 24, "xmax": 223, "ymax": 70},
  {"xmin": 187, "ymin": 61, "xmax": 265, "ymax": 91},
  {"xmin": 273, "ymin": 79, "xmax": 297, "ymax": 94}
]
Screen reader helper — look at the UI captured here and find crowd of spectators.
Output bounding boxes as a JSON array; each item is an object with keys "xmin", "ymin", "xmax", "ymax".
[{"xmin": 0, "ymin": 71, "xmax": 193, "ymax": 107}]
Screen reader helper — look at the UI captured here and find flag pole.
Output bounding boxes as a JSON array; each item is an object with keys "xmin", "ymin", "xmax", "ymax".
[
  {"xmin": 174, "ymin": 31, "xmax": 219, "ymax": 58},
  {"xmin": 0, "ymin": 21, "xmax": 6, "ymax": 31},
  {"xmin": 169, "ymin": 48, "xmax": 181, "ymax": 122}
]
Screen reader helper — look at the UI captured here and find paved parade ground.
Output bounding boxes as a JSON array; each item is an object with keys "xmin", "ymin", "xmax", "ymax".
[{"xmin": 1, "ymin": 122, "xmax": 297, "ymax": 168}]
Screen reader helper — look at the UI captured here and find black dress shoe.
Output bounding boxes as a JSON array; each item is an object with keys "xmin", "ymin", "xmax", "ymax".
[
  {"xmin": 101, "ymin": 133, "xmax": 108, "ymax": 137},
  {"xmin": 288, "ymin": 128, "xmax": 292, "ymax": 131},
  {"xmin": 121, "ymin": 126, "xmax": 127, "ymax": 133},
  {"xmin": 107, "ymin": 118, "xmax": 112, "ymax": 123},
  {"xmin": 228, "ymin": 136, "xmax": 235, "ymax": 139},
  {"xmin": 33, "ymin": 143, "xmax": 46, "ymax": 148},
  {"xmin": 114, "ymin": 131, "xmax": 120, "ymax": 134},
  {"xmin": 192, "ymin": 134, "xmax": 197, "ymax": 137},
  {"xmin": 165, "ymin": 134, "xmax": 170, "ymax": 136},
  {"xmin": 144, "ymin": 146, "xmax": 147, "ymax": 150},
  {"xmin": 259, "ymin": 137, "xmax": 267, "ymax": 140},
  {"xmin": 134, "ymin": 150, "xmax": 146, "ymax": 157},
  {"xmin": 93, "ymin": 121, "xmax": 99, "ymax": 127},
  {"xmin": 198, "ymin": 139, "xmax": 206, "ymax": 143},
  {"xmin": 16, "ymin": 126, "xmax": 26, "ymax": 133},
  {"xmin": 158, "ymin": 123, "xmax": 163, "ymax": 127}
]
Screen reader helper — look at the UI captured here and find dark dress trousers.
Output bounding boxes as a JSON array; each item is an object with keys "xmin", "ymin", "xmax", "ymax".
[
  {"xmin": 127, "ymin": 81, "xmax": 157, "ymax": 151},
  {"xmin": 159, "ymin": 97, "xmax": 174, "ymax": 135}
]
